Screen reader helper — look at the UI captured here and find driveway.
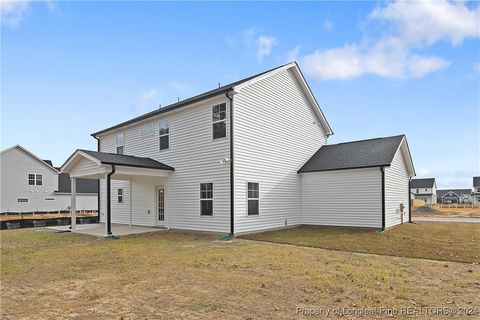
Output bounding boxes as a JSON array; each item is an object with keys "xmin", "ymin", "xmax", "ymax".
[{"xmin": 414, "ymin": 217, "xmax": 480, "ymax": 223}]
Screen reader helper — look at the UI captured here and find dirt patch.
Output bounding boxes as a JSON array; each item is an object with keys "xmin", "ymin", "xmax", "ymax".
[
  {"xmin": 414, "ymin": 206, "xmax": 437, "ymax": 213},
  {"xmin": 1, "ymin": 228, "xmax": 479, "ymax": 319},
  {"xmin": 0, "ymin": 212, "xmax": 97, "ymax": 222}
]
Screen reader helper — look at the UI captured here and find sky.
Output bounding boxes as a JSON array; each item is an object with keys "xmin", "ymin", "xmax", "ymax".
[{"xmin": 1, "ymin": 0, "xmax": 479, "ymax": 189}]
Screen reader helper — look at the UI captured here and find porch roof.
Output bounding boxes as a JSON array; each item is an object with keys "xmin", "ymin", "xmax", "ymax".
[
  {"xmin": 77, "ymin": 150, "xmax": 174, "ymax": 171},
  {"xmin": 61, "ymin": 149, "xmax": 174, "ymax": 179}
]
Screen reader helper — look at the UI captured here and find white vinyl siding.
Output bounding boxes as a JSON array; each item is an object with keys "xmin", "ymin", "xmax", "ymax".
[
  {"xmin": 0, "ymin": 146, "xmax": 97, "ymax": 213},
  {"xmin": 234, "ymin": 68, "xmax": 327, "ymax": 233},
  {"xmin": 385, "ymin": 148, "xmax": 410, "ymax": 228},
  {"xmin": 70, "ymin": 157, "xmax": 100, "ymax": 177},
  {"xmin": 300, "ymin": 168, "xmax": 382, "ymax": 228},
  {"xmin": 98, "ymin": 95, "xmax": 230, "ymax": 232}
]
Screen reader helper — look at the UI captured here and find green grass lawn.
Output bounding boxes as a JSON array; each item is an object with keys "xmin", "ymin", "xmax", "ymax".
[
  {"xmin": 1, "ymin": 227, "xmax": 479, "ymax": 319},
  {"xmin": 240, "ymin": 222, "xmax": 480, "ymax": 263}
]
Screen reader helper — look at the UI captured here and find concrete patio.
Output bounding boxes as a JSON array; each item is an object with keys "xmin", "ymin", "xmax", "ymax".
[{"xmin": 47, "ymin": 223, "xmax": 166, "ymax": 237}]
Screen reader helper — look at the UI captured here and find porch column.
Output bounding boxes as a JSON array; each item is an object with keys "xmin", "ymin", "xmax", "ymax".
[
  {"xmin": 105, "ymin": 165, "xmax": 115, "ymax": 237},
  {"xmin": 71, "ymin": 177, "xmax": 77, "ymax": 231}
]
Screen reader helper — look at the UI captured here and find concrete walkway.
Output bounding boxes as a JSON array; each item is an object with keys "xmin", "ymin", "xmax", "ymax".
[
  {"xmin": 414, "ymin": 217, "xmax": 480, "ymax": 223},
  {"xmin": 48, "ymin": 223, "xmax": 167, "ymax": 237}
]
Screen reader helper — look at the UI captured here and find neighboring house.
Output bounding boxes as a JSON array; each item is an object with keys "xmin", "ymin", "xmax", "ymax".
[
  {"xmin": 0, "ymin": 145, "xmax": 98, "ymax": 213},
  {"xmin": 61, "ymin": 62, "xmax": 415, "ymax": 236},
  {"xmin": 410, "ymin": 178, "xmax": 437, "ymax": 204},
  {"xmin": 437, "ymin": 189, "xmax": 473, "ymax": 204},
  {"xmin": 471, "ymin": 177, "xmax": 480, "ymax": 205}
]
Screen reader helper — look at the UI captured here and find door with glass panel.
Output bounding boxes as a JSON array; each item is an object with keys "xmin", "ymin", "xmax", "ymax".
[{"xmin": 156, "ymin": 186, "xmax": 166, "ymax": 226}]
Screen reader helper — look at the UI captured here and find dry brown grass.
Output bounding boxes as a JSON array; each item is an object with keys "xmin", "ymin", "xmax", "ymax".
[
  {"xmin": 1, "ymin": 228, "xmax": 479, "ymax": 319},
  {"xmin": 241, "ymin": 222, "xmax": 480, "ymax": 264}
]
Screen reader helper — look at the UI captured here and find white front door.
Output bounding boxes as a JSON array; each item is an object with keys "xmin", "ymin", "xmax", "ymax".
[{"xmin": 156, "ymin": 186, "xmax": 166, "ymax": 226}]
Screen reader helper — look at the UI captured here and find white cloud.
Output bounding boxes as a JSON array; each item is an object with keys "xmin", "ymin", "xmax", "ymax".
[
  {"xmin": 323, "ymin": 20, "xmax": 333, "ymax": 31},
  {"xmin": 418, "ymin": 168, "xmax": 431, "ymax": 177},
  {"xmin": 256, "ymin": 35, "xmax": 277, "ymax": 62},
  {"xmin": 370, "ymin": 0, "xmax": 480, "ymax": 46},
  {"xmin": 1, "ymin": 0, "xmax": 29, "ymax": 27},
  {"xmin": 137, "ymin": 89, "xmax": 161, "ymax": 113},
  {"xmin": 286, "ymin": 45, "xmax": 301, "ymax": 62},
  {"xmin": 1, "ymin": 0, "xmax": 58, "ymax": 27},
  {"xmin": 301, "ymin": 0, "xmax": 478, "ymax": 80},
  {"xmin": 475, "ymin": 62, "xmax": 480, "ymax": 73},
  {"xmin": 240, "ymin": 28, "xmax": 278, "ymax": 62}
]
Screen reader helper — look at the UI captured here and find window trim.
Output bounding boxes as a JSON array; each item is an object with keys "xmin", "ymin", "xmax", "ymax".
[
  {"xmin": 17, "ymin": 198, "xmax": 29, "ymax": 203},
  {"xmin": 159, "ymin": 119, "xmax": 170, "ymax": 151},
  {"xmin": 246, "ymin": 181, "xmax": 260, "ymax": 216},
  {"xmin": 28, "ymin": 174, "xmax": 35, "ymax": 185},
  {"xmin": 117, "ymin": 188, "xmax": 124, "ymax": 204},
  {"xmin": 211, "ymin": 103, "xmax": 227, "ymax": 140},
  {"xmin": 140, "ymin": 123, "xmax": 154, "ymax": 138},
  {"xmin": 199, "ymin": 182, "xmax": 214, "ymax": 217},
  {"xmin": 116, "ymin": 132, "xmax": 125, "ymax": 154}
]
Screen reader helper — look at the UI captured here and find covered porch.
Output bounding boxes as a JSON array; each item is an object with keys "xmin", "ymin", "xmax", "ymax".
[{"xmin": 61, "ymin": 149, "xmax": 174, "ymax": 237}]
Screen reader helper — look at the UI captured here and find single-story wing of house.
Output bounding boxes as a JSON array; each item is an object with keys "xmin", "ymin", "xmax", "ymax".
[
  {"xmin": 60, "ymin": 62, "xmax": 415, "ymax": 236},
  {"xmin": 437, "ymin": 189, "xmax": 473, "ymax": 204}
]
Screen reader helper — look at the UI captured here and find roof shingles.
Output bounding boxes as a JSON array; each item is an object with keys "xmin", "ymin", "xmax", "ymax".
[
  {"xmin": 298, "ymin": 135, "xmax": 405, "ymax": 173},
  {"xmin": 79, "ymin": 150, "xmax": 174, "ymax": 171}
]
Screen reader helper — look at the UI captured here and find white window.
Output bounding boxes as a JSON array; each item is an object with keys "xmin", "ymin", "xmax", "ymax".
[
  {"xmin": 116, "ymin": 132, "xmax": 125, "ymax": 154},
  {"xmin": 141, "ymin": 123, "xmax": 154, "ymax": 137},
  {"xmin": 247, "ymin": 182, "xmax": 259, "ymax": 216},
  {"xmin": 159, "ymin": 120, "xmax": 169, "ymax": 150},
  {"xmin": 118, "ymin": 189, "xmax": 123, "ymax": 203},
  {"xmin": 212, "ymin": 103, "xmax": 227, "ymax": 139},
  {"xmin": 17, "ymin": 198, "xmax": 28, "ymax": 203},
  {"xmin": 36, "ymin": 174, "xmax": 42, "ymax": 186},
  {"xmin": 200, "ymin": 183, "xmax": 213, "ymax": 216},
  {"xmin": 28, "ymin": 174, "xmax": 35, "ymax": 185},
  {"xmin": 45, "ymin": 198, "xmax": 55, "ymax": 201}
]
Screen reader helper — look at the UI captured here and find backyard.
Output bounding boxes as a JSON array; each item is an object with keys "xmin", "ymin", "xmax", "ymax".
[{"xmin": 1, "ymin": 223, "xmax": 479, "ymax": 319}]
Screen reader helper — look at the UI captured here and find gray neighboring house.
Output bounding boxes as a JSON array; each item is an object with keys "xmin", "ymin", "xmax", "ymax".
[
  {"xmin": 437, "ymin": 189, "xmax": 473, "ymax": 204},
  {"xmin": 473, "ymin": 177, "xmax": 480, "ymax": 205},
  {"xmin": 410, "ymin": 178, "xmax": 437, "ymax": 204}
]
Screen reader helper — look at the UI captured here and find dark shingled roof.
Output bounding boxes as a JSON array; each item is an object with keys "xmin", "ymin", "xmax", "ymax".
[
  {"xmin": 91, "ymin": 64, "xmax": 291, "ymax": 137},
  {"xmin": 57, "ymin": 173, "xmax": 98, "ymax": 194},
  {"xmin": 298, "ymin": 135, "xmax": 405, "ymax": 173},
  {"xmin": 474, "ymin": 177, "xmax": 480, "ymax": 187},
  {"xmin": 411, "ymin": 178, "xmax": 435, "ymax": 189},
  {"xmin": 79, "ymin": 150, "xmax": 174, "ymax": 171},
  {"xmin": 437, "ymin": 189, "xmax": 472, "ymax": 198},
  {"xmin": 42, "ymin": 159, "xmax": 54, "ymax": 167}
]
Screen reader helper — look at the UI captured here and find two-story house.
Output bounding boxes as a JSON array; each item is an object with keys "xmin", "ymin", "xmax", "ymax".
[
  {"xmin": 410, "ymin": 178, "xmax": 437, "ymax": 204},
  {"xmin": 0, "ymin": 145, "xmax": 98, "ymax": 213},
  {"xmin": 473, "ymin": 177, "xmax": 480, "ymax": 205},
  {"xmin": 61, "ymin": 62, "xmax": 415, "ymax": 236}
]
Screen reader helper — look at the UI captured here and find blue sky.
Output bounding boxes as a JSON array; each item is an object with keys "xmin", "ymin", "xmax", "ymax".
[{"xmin": 1, "ymin": 1, "xmax": 479, "ymax": 188}]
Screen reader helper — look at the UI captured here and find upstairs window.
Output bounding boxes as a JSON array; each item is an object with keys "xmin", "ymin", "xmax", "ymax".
[
  {"xmin": 118, "ymin": 189, "xmax": 123, "ymax": 203},
  {"xmin": 36, "ymin": 174, "xmax": 43, "ymax": 186},
  {"xmin": 200, "ymin": 183, "xmax": 213, "ymax": 216},
  {"xmin": 159, "ymin": 120, "xmax": 169, "ymax": 150},
  {"xmin": 28, "ymin": 174, "xmax": 35, "ymax": 185},
  {"xmin": 247, "ymin": 182, "xmax": 259, "ymax": 216},
  {"xmin": 116, "ymin": 133, "xmax": 125, "ymax": 154},
  {"xmin": 212, "ymin": 103, "xmax": 227, "ymax": 139},
  {"xmin": 141, "ymin": 123, "xmax": 154, "ymax": 137}
]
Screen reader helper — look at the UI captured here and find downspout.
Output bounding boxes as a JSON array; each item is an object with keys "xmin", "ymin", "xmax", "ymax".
[
  {"xmin": 408, "ymin": 177, "xmax": 412, "ymax": 223},
  {"xmin": 381, "ymin": 167, "xmax": 386, "ymax": 231},
  {"xmin": 106, "ymin": 164, "xmax": 115, "ymax": 237},
  {"xmin": 226, "ymin": 91, "xmax": 234, "ymax": 236},
  {"xmin": 94, "ymin": 136, "xmax": 101, "ymax": 222}
]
